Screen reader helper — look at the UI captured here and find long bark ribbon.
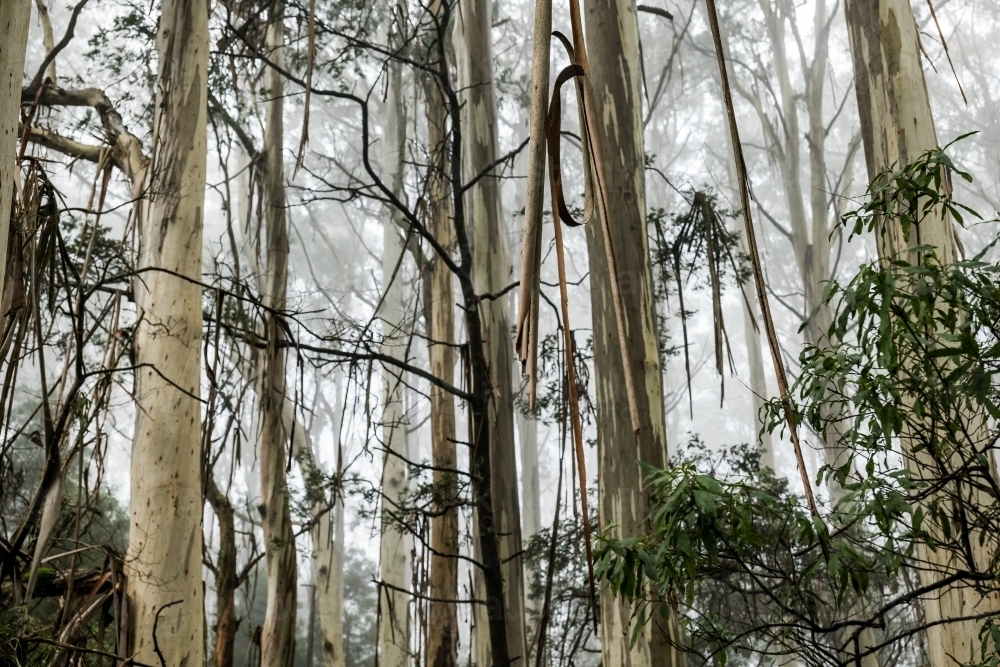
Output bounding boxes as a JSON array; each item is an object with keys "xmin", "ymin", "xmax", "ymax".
[
  {"xmin": 704, "ymin": 0, "xmax": 825, "ymax": 536},
  {"xmin": 547, "ymin": 62, "xmax": 599, "ymax": 633}
]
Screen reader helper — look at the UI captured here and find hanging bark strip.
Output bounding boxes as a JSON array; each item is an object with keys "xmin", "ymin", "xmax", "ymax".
[
  {"xmin": 514, "ymin": 0, "xmax": 552, "ymax": 408},
  {"xmin": 704, "ymin": 0, "xmax": 822, "ymax": 522},
  {"xmin": 517, "ymin": 0, "xmax": 642, "ymax": 434},
  {"xmin": 546, "ymin": 63, "xmax": 599, "ymax": 632},
  {"xmin": 293, "ymin": 0, "xmax": 317, "ymax": 175}
]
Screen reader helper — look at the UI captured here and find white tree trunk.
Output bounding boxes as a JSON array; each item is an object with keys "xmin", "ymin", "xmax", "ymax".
[
  {"xmin": 517, "ymin": 414, "xmax": 541, "ymax": 542},
  {"xmin": 125, "ymin": 0, "xmax": 208, "ymax": 663},
  {"xmin": 298, "ymin": 377, "xmax": 347, "ymax": 667},
  {"xmin": 309, "ymin": 491, "xmax": 346, "ymax": 667},
  {"xmin": 258, "ymin": 5, "xmax": 298, "ymax": 666},
  {"xmin": 377, "ymin": 48, "xmax": 410, "ymax": 667},
  {"xmin": 740, "ymin": 246, "xmax": 772, "ymax": 469},
  {"xmin": 0, "ymin": 1, "xmax": 30, "ymax": 305}
]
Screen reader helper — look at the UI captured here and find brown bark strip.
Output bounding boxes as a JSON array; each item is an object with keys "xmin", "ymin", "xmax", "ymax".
[
  {"xmin": 704, "ymin": 0, "xmax": 822, "ymax": 522},
  {"xmin": 546, "ymin": 64, "xmax": 587, "ymax": 229},
  {"xmin": 293, "ymin": 0, "xmax": 317, "ymax": 175},
  {"xmin": 546, "ymin": 62, "xmax": 598, "ymax": 630},
  {"xmin": 514, "ymin": 0, "xmax": 552, "ymax": 407}
]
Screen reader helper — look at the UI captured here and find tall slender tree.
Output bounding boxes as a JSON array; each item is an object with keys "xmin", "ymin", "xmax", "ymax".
[
  {"xmin": 423, "ymin": 22, "xmax": 460, "ymax": 664},
  {"xmin": 258, "ymin": 4, "xmax": 298, "ymax": 665},
  {"xmin": 125, "ymin": 0, "xmax": 208, "ymax": 663},
  {"xmin": 583, "ymin": 0, "xmax": 681, "ymax": 665},
  {"xmin": 377, "ymin": 31, "xmax": 411, "ymax": 667}
]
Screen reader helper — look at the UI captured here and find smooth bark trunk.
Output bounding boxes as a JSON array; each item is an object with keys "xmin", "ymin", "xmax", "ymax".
[
  {"xmin": 258, "ymin": 5, "xmax": 298, "ymax": 666},
  {"xmin": 377, "ymin": 49, "xmax": 410, "ymax": 667},
  {"xmin": 125, "ymin": 0, "xmax": 208, "ymax": 663},
  {"xmin": 845, "ymin": 2, "xmax": 1000, "ymax": 663},
  {"xmin": 296, "ymin": 399, "xmax": 346, "ymax": 667},
  {"xmin": 0, "ymin": 1, "xmax": 30, "ymax": 305},
  {"xmin": 740, "ymin": 236, "xmax": 772, "ymax": 469}
]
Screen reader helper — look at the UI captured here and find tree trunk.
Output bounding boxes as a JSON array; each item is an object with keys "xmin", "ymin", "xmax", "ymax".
[
  {"xmin": 0, "ymin": 0, "xmax": 30, "ymax": 305},
  {"xmin": 377, "ymin": 46, "xmax": 410, "ymax": 667},
  {"xmin": 740, "ymin": 233, "xmax": 772, "ymax": 469},
  {"xmin": 424, "ymin": 61, "xmax": 460, "ymax": 667},
  {"xmin": 846, "ymin": 2, "xmax": 1000, "ymax": 663},
  {"xmin": 846, "ymin": 0, "xmax": 955, "ymax": 263},
  {"xmin": 582, "ymin": 0, "xmax": 681, "ymax": 665},
  {"xmin": 294, "ymin": 390, "xmax": 347, "ymax": 667},
  {"xmin": 207, "ymin": 478, "xmax": 238, "ymax": 667},
  {"xmin": 517, "ymin": 414, "xmax": 541, "ymax": 542},
  {"xmin": 125, "ymin": 0, "xmax": 208, "ymax": 663},
  {"xmin": 455, "ymin": 0, "xmax": 528, "ymax": 662},
  {"xmin": 258, "ymin": 5, "xmax": 298, "ymax": 666}
]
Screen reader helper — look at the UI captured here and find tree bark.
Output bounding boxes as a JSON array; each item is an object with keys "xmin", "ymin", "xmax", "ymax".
[
  {"xmin": 740, "ymin": 232, "xmax": 772, "ymax": 468},
  {"xmin": 845, "ymin": 2, "xmax": 1000, "ymax": 663},
  {"xmin": 377, "ymin": 43, "xmax": 410, "ymax": 667},
  {"xmin": 34, "ymin": 0, "xmax": 57, "ymax": 84},
  {"xmin": 258, "ymin": 4, "xmax": 298, "ymax": 666},
  {"xmin": 455, "ymin": 0, "xmax": 528, "ymax": 662},
  {"xmin": 582, "ymin": 0, "xmax": 681, "ymax": 665},
  {"xmin": 125, "ymin": 0, "xmax": 208, "ymax": 663},
  {"xmin": 0, "ymin": 0, "xmax": 30, "ymax": 305},
  {"xmin": 424, "ymin": 58, "xmax": 460, "ymax": 667},
  {"xmin": 207, "ymin": 478, "xmax": 238, "ymax": 667},
  {"xmin": 515, "ymin": 0, "xmax": 551, "ymax": 404}
]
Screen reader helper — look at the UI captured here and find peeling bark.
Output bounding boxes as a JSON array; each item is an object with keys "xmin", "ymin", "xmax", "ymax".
[
  {"xmin": 845, "ymin": 1, "xmax": 1000, "ymax": 662},
  {"xmin": 424, "ymin": 52, "xmax": 460, "ymax": 667}
]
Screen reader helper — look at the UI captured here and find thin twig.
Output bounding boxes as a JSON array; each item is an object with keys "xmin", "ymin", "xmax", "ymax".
[{"xmin": 152, "ymin": 599, "xmax": 184, "ymax": 667}]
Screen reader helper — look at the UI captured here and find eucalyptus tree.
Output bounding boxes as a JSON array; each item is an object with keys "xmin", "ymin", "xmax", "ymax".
[
  {"xmin": 124, "ymin": 0, "xmax": 209, "ymax": 662},
  {"xmin": 582, "ymin": 0, "xmax": 682, "ymax": 664},
  {"xmin": 256, "ymin": 3, "xmax": 298, "ymax": 666},
  {"xmin": 423, "ymin": 5, "xmax": 460, "ymax": 662},
  {"xmin": 377, "ymin": 16, "xmax": 411, "ymax": 665}
]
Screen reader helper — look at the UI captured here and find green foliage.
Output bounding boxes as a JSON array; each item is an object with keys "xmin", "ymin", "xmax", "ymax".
[
  {"xmin": 596, "ymin": 440, "xmax": 819, "ymax": 666},
  {"xmin": 841, "ymin": 133, "xmax": 981, "ymax": 241}
]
